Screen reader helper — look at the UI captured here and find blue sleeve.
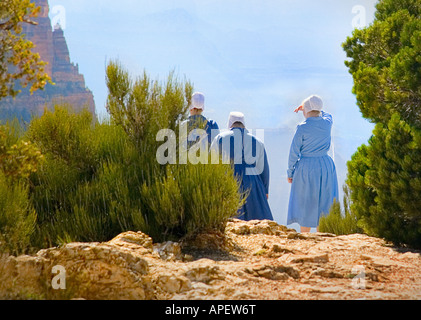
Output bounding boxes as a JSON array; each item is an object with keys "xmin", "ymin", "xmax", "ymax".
[
  {"xmin": 207, "ymin": 120, "xmax": 220, "ymax": 145},
  {"xmin": 321, "ymin": 111, "xmax": 333, "ymax": 123},
  {"xmin": 260, "ymin": 149, "xmax": 270, "ymax": 194},
  {"xmin": 287, "ymin": 126, "xmax": 303, "ymax": 179}
]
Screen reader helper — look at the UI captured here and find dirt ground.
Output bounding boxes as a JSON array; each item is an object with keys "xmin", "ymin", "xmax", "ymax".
[
  {"xmin": 148, "ymin": 219, "xmax": 421, "ymax": 300},
  {"xmin": 1, "ymin": 219, "xmax": 420, "ymax": 301}
]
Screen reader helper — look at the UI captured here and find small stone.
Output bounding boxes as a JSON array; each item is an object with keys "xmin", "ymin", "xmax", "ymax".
[
  {"xmin": 273, "ymin": 265, "xmax": 300, "ymax": 279},
  {"xmin": 184, "ymin": 259, "xmax": 223, "ymax": 283},
  {"xmin": 316, "ymin": 232, "xmax": 337, "ymax": 238},
  {"xmin": 287, "ymin": 232, "xmax": 299, "ymax": 239},
  {"xmin": 153, "ymin": 241, "xmax": 182, "ymax": 261},
  {"xmin": 272, "ymin": 244, "xmax": 294, "ymax": 254},
  {"xmin": 247, "ymin": 264, "xmax": 297, "ymax": 281},
  {"xmin": 290, "ymin": 253, "xmax": 329, "ymax": 264},
  {"xmin": 108, "ymin": 231, "xmax": 153, "ymax": 251},
  {"xmin": 311, "ymin": 268, "xmax": 344, "ymax": 279},
  {"xmin": 157, "ymin": 274, "xmax": 192, "ymax": 293},
  {"xmin": 226, "ymin": 219, "xmax": 289, "ymax": 236}
]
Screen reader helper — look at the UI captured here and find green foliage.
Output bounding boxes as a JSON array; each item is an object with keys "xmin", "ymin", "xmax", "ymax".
[
  {"xmin": 106, "ymin": 60, "xmax": 192, "ymax": 150},
  {"xmin": 319, "ymin": 186, "xmax": 362, "ymax": 235},
  {"xmin": 0, "ymin": 0, "xmax": 52, "ymax": 99},
  {"xmin": 346, "ymin": 114, "xmax": 421, "ymax": 247},
  {"xmin": 104, "ymin": 62, "xmax": 241, "ymax": 242},
  {"xmin": 0, "ymin": 124, "xmax": 43, "ymax": 180},
  {"xmin": 362, "ymin": 114, "xmax": 421, "ymax": 246},
  {"xmin": 343, "ymin": 0, "xmax": 421, "ymax": 128},
  {"xmin": 0, "ymin": 173, "xmax": 36, "ymax": 255},
  {"xmin": 26, "ymin": 107, "xmax": 134, "ymax": 246},
  {"xmin": 346, "ymin": 144, "xmax": 377, "ymax": 221},
  {"xmin": 28, "ymin": 107, "xmax": 98, "ymax": 226},
  {"xmin": 28, "ymin": 107, "xmax": 97, "ymax": 179},
  {"xmin": 0, "ymin": 121, "xmax": 41, "ymax": 255},
  {"xmin": 141, "ymin": 162, "xmax": 242, "ymax": 241},
  {"xmin": 343, "ymin": 0, "xmax": 421, "ymax": 248},
  {"xmin": 17, "ymin": 63, "xmax": 243, "ymax": 249}
]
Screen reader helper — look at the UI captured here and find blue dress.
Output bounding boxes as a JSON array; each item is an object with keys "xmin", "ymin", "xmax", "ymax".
[
  {"xmin": 211, "ymin": 128, "xmax": 274, "ymax": 221},
  {"xmin": 287, "ymin": 111, "xmax": 339, "ymax": 228},
  {"xmin": 182, "ymin": 115, "xmax": 220, "ymax": 148}
]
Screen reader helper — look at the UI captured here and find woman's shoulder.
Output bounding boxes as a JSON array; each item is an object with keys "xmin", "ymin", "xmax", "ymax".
[
  {"xmin": 214, "ymin": 129, "xmax": 233, "ymax": 140},
  {"xmin": 321, "ymin": 111, "xmax": 333, "ymax": 123},
  {"xmin": 206, "ymin": 118, "xmax": 219, "ymax": 129}
]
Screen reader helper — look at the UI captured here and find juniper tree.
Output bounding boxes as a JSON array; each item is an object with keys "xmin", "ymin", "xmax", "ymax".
[{"xmin": 343, "ymin": 0, "xmax": 421, "ymax": 247}]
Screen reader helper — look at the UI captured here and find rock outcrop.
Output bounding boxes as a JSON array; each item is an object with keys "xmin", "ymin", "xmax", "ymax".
[
  {"xmin": 0, "ymin": 0, "xmax": 96, "ymax": 122},
  {"xmin": 1, "ymin": 219, "xmax": 421, "ymax": 300}
]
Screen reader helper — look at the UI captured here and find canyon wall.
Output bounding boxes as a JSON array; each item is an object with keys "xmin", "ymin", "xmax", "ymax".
[{"xmin": 0, "ymin": 0, "xmax": 96, "ymax": 121}]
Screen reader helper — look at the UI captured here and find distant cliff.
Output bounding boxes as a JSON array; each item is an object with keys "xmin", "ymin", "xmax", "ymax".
[{"xmin": 0, "ymin": 0, "xmax": 96, "ymax": 122}]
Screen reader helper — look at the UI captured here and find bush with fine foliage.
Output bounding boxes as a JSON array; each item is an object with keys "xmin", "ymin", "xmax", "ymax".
[
  {"xmin": 16, "ymin": 62, "xmax": 243, "ymax": 249},
  {"xmin": 0, "ymin": 122, "xmax": 41, "ymax": 255},
  {"xmin": 319, "ymin": 186, "xmax": 362, "ymax": 236}
]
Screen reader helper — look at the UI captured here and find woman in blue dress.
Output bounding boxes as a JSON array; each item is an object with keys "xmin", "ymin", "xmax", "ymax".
[
  {"xmin": 287, "ymin": 95, "xmax": 339, "ymax": 233},
  {"xmin": 211, "ymin": 112, "xmax": 273, "ymax": 221},
  {"xmin": 182, "ymin": 92, "xmax": 220, "ymax": 149}
]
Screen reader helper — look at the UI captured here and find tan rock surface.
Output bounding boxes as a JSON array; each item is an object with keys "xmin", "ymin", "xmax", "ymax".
[{"xmin": 1, "ymin": 219, "xmax": 420, "ymax": 300}]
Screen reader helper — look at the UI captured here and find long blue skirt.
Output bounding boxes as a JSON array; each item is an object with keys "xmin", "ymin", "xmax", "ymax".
[
  {"xmin": 287, "ymin": 155, "xmax": 339, "ymax": 228},
  {"xmin": 235, "ymin": 165, "xmax": 273, "ymax": 222}
]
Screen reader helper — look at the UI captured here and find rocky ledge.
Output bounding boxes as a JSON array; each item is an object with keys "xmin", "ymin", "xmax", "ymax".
[{"xmin": 1, "ymin": 219, "xmax": 420, "ymax": 300}]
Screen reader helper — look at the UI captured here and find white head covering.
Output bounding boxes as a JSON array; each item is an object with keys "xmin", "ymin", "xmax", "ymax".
[
  {"xmin": 190, "ymin": 92, "xmax": 205, "ymax": 111},
  {"xmin": 302, "ymin": 95, "xmax": 323, "ymax": 113},
  {"xmin": 228, "ymin": 111, "xmax": 246, "ymax": 128}
]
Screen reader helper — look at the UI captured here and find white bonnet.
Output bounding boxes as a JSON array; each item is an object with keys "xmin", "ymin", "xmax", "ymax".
[
  {"xmin": 302, "ymin": 95, "xmax": 323, "ymax": 112},
  {"xmin": 228, "ymin": 111, "xmax": 246, "ymax": 128},
  {"xmin": 190, "ymin": 92, "xmax": 205, "ymax": 110}
]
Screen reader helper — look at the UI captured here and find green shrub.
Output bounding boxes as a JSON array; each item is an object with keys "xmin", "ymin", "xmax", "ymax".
[
  {"xmin": 103, "ymin": 61, "xmax": 243, "ymax": 242},
  {"xmin": 28, "ymin": 106, "xmax": 97, "ymax": 180},
  {"xmin": 28, "ymin": 110, "xmax": 138, "ymax": 246},
  {"xmin": 319, "ymin": 186, "xmax": 362, "ymax": 235},
  {"xmin": 346, "ymin": 114, "xmax": 421, "ymax": 247},
  {"xmin": 0, "ymin": 122, "xmax": 40, "ymax": 255},
  {"xmin": 25, "ymin": 62, "xmax": 243, "ymax": 248},
  {"xmin": 51, "ymin": 160, "xmax": 142, "ymax": 244},
  {"xmin": 0, "ymin": 122, "xmax": 43, "ymax": 181},
  {"xmin": 0, "ymin": 173, "xmax": 36, "ymax": 255},
  {"xmin": 141, "ymin": 162, "xmax": 242, "ymax": 242},
  {"xmin": 28, "ymin": 107, "xmax": 97, "ymax": 226}
]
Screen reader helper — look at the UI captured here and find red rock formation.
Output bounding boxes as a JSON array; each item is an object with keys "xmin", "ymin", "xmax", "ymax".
[{"xmin": 0, "ymin": 0, "xmax": 96, "ymax": 121}]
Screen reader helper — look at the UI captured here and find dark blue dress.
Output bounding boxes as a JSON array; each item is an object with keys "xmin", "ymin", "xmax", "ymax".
[
  {"xmin": 211, "ymin": 128, "xmax": 274, "ymax": 221},
  {"xmin": 183, "ymin": 115, "xmax": 220, "ymax": 148}
]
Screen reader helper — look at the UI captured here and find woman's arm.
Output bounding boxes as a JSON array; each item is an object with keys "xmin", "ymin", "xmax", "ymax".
[
  {"xmin": 260, "ymin": 148, "xmax": 270, "ymax": 195},
  {"xmin": 287, "ymin": 126, "xmax": 303, "ymax": 181},
  {"xmin": 321, "ymin": 110, "xmax": 332, "ymax": 123}
]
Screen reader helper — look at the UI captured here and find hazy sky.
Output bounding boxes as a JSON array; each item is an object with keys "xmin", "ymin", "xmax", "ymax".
[{"xmin": 47, "ymin": 0, "xmax": 377, "ymax": 136}]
